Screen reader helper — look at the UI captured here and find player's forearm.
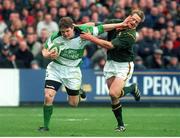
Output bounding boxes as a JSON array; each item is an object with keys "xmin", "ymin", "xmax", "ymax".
[
  {"xmin": 88, "ymin": 36, "xmax": 113, "ymax": 49},
  {"xmin": 103, "ymin": 23, "xmax": 126, "ymax": 31}
]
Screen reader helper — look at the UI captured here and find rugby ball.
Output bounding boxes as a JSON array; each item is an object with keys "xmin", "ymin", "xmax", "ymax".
[{"xmin": 48, "ymin": 42, "xmax": 61, "ymax": 56}]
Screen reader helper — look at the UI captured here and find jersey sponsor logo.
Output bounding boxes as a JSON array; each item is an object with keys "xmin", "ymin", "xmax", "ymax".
[{"xmin": 60, "ymin": 49, "xmax": 84, "ymax": 60}]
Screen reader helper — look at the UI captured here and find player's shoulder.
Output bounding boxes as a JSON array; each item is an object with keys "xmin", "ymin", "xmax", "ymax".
[
  {"xmin": 75, "ymin": 24, "xmax": 88, "ymax": 31},
  {"xmin": 74, "ymin": 24, "xmax": 91, "ymax": 35},
  {"xmin": 50, "ymin": 31, "xmax": 61, "ymax": 41}
]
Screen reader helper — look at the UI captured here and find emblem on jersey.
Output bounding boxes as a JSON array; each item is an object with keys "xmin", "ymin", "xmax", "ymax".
[{"xmin": 118, "ymin": 32, "xmax": 122, "ymax": 36}]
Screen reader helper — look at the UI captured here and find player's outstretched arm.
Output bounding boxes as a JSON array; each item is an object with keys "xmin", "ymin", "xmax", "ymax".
[
  {"xmin": 103, "ymin": 16, "xmax": 135, "ymax": 32},
  {"xmin": 75, "ymin": 16, "xmax": 135, "ymax": 34},
  {"xmin": 80, "ymin": 33, "xmax": 113, "ymax": 49}
]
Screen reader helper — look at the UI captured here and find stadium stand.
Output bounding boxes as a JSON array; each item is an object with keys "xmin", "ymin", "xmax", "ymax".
[{"xmin": 0, "ymin": 0, "xmax": 179, "ymax": 70}]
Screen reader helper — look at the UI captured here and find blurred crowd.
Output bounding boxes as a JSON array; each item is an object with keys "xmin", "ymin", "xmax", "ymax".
[{"xmin": 0, "ymin": 0, "xmax": 179, "ymax": 70}]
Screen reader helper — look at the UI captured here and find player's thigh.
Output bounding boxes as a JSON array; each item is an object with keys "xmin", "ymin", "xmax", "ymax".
[
  {"xmin": 63, "ymin": 67, "xmax": 82, "ymax": 90},
  {"xmin": 45, "ymin": 62, "xmax": 63, "ymax": 83},
  {"xmin": 109, "ymin": 77, "xmax": 125, "ymax": 94},
  {"xmin": 106, "ymin": 76, "xmax": 115, "ymax": 89},
  {"xmin": 44, "ymin": 80, "xmax": 61, "ymax": 101}
]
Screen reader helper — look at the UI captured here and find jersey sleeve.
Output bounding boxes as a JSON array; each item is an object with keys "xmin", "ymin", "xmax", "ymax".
[
  {"xmin": 44, "ymin": 37, "xmax": 50, "ymax": 49},
  {"xmin": 111, "ymin": 33, "xmax": 135, "ymax": 49},
  {"xmin": 78, "ymin": 24, "xmax": 104, "ymax": 36},
  {"xmin": 44, "ymin": 32, "xmax": 59, "ymax": 49}
]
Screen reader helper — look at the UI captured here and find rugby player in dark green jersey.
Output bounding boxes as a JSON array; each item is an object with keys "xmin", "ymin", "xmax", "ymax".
[{"xmin": 80, "ymin": 9, "xmax": 145, "ymax": 132}]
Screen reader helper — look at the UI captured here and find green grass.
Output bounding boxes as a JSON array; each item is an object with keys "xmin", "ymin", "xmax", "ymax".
[{"xmin": 0, "ymin": 106, "xmax": 179, "ymax": 137}]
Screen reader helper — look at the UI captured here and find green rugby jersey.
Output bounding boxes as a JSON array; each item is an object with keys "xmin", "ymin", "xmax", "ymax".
[
  {"xmin": 44, "ymin": 24, "xmax": 104, "ymax": 67},
  {"xmin": 105, "ymin": 19, "xmax": 136, "ymax": 62}
]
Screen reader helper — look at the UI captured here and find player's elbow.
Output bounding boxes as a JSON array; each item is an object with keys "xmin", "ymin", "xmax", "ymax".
[{"xmin": 103, "ymin": 42, "xmax": 114, "ymax": 49}]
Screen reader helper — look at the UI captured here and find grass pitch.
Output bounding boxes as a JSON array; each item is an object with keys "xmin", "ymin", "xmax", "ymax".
[{"xmin": 0, "ymin": 106, "xmax": 179, "ymax": 137}]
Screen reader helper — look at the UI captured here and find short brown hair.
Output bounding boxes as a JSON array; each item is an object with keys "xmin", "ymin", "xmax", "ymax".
[
  {"xmin": 59, "ymin": 17, "xmax": 74, "ymax": 29},
  {"xmin": 131, "ymin": 9, "xmax": 145, "ymax": 22}
]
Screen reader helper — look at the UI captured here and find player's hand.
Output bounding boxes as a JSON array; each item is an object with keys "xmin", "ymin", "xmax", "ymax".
[
  {"xmin": 49, "ymin": 49, "xmax": 59, "ymax": 59},
  {"xmin": 125, "ymin": 16, "xmax": 137, "ymax": 29},
  {"xmin": 116, "ymin": 16, "xmax": 136, "ymax": 30}
]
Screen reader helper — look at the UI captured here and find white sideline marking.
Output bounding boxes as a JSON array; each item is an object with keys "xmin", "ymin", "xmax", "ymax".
[{"xmin": 54, "ymin": 118, "xmax": 89, "ymax": 122}]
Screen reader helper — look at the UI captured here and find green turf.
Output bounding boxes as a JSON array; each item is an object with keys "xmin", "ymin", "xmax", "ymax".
[{"xmin": 0, "ymin": 106, "xmax": 179, "ymax": 136}]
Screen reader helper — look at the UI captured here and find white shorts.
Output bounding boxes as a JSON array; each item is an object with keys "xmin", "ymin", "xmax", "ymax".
[
  {"xmin": 103, "ymin": 60, "xmax": 134, "ymax": 82},
  {"xmin": 45, "ymin": 62, "xmax": 82, "ymax": 90}
]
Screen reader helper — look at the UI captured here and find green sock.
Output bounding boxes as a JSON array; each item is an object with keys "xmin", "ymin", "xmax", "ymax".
[
  {"xmin": 112, "ymin": 103, "xmax": 124, "ymax": 126},
  {"xmin": 43, "ymin": 105, "xmax": 53, "ymax": 128},
  {"xmin": 122, "ymin": 83, "xmax": 135, "ymax": 96}
]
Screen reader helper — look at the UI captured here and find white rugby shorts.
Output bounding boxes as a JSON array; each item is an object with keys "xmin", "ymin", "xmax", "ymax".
[
  {"xmin": 45, "ymin": 62, "xmax": 82, "ymax": 90},
  {"xmin": 103, "ymin": 60, "xmax": 134, "ymax": 82}
]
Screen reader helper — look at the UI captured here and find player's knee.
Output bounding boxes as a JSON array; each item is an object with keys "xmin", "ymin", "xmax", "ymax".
[
  {"xmin": 109, "ymin": 90, "xmax": 120, "ymax": 98},
  {"xmin": 44, "ymin": 92, "xmax": 54, "ymax": 104}
]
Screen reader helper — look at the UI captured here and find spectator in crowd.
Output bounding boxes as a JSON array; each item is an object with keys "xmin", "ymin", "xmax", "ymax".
[
  {"xmin": 152, "ymin": 30, "xmax": 161, "ymax": 48},
  {"xmin": 57, "ymin": 7, "xmax": 68, "ymax": 21},
  {"xmin": 91, "ymin": 48, "xmax": 106, "ymax": 70},
  {"xmin": 0, "ymin": 45, "xmax": 10, "ymax": 62},
  {"xmin": 0, "ymin": 45, "xmax": 24, "ymax": 68},
  {"xmin": 166, "ymin": 56, "xmax": 180, "ymax": 70},
  {"xmin": 138, "ymin": 28, "xmax": 157, "ymax": 59},
  {"xmin": 109, "ymin": 7, "xmax": 125, "ymax": 20},
  {"xmin": 30, "ymin": 60, "xmax": 41, "ymax": 70},
  {"xmin": 37, "ymin": 28, "xmax": 49, "ymax": 46},
  {"xmin": 143, "ymin": 7, "xmax": 159, "ymax": 28},
  {"xmin": 154, "ymin": 16, "xmax": 167, "ymax": 30},
  {"xmin": 10, "ymin": 17, "xmax": 25, "ymax": 41},
  {"xmin": 134, "ymin": 56, "xmax": 146, "ymax": 70},
  {"xmin": 50, "ymin": 7, "xmax": 58, "ymax": 23},
  {"xmin": 162, "ymin": 39, "xmax": 177, "ymax": 60},
  {"xmin": 0, "ymin": 51, "xmax": 23, "ymax": 68},
  {"xmin": 1, "ymin": 0, "xmax": 13, "ymax": 24},
  {"xmin": 21, "ymin": 8, "xmax": 35, "ymax": 27},
  {"xmin": 15, "ymin": 40, "xmax": 34, "ymax": 68},
  {"xmin": 0, "ymin": 15, "xmax": 7, "ymax": 38},
  {"xmin": 36, "ymin": 10, "xmax": 44, "ymax": 23},
  {"xmin": 72, "ymin": 7, "xmax": 82, "ymax": 23},
  {"xmin": 26, "ymin": 33, "xmax": 42, "ymax": 57},
  {"xmin": 37, "ymin": 14, "xmax": 58, "ymax": 37},
  {"xmin": 9, "ymin": 36, "xmax": 19, "ymax": 54},
  {"xmin": 145, "ymin": 49, "xmax": 165, "ymax": 69}
]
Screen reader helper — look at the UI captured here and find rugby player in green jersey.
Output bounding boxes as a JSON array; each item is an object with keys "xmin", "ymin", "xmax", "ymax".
[
  {"xmin": 38, "ymin": 16, "xmax": 133, "ymax": 131},
  {"xmin": 80, "ymin": 9, "xmax": 145, "ymax": 132}
]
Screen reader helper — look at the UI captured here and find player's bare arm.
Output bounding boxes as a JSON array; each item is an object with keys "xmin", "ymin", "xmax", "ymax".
[
  {"xmin": 80, "ymin": 33, "xmax": 113, "ymax": 49},
  {"xmin": 75, "ymin": 17, "xmax": 135, "ymax": 33}
]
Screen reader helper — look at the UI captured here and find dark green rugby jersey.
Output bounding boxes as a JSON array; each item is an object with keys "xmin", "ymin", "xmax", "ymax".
[{"xmin": 105, "ymin": 19, "xmax": 136, "ymax": 62}]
